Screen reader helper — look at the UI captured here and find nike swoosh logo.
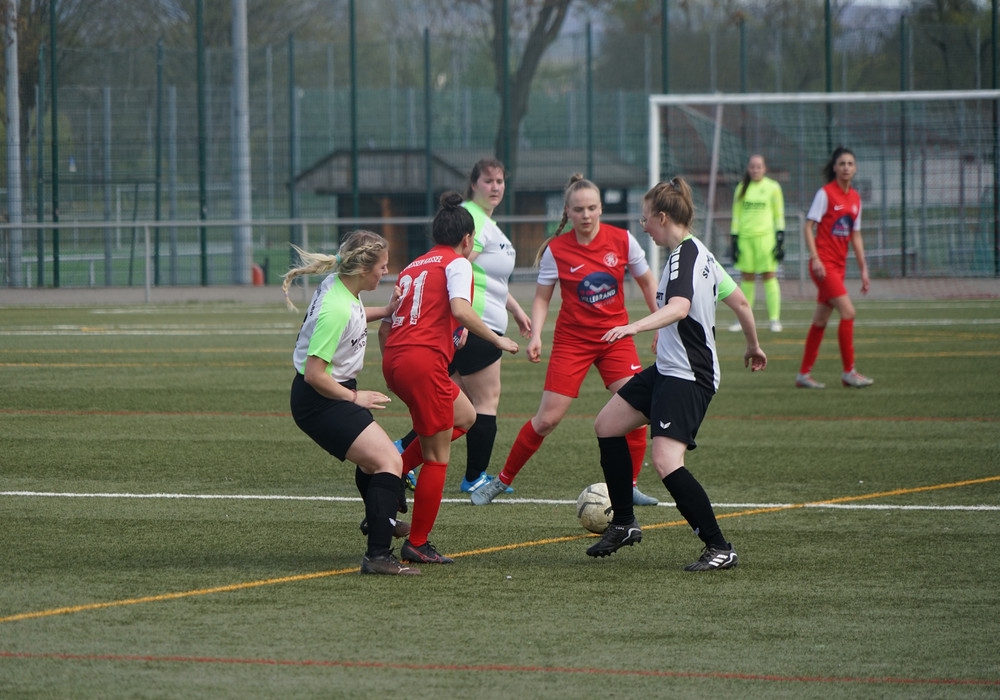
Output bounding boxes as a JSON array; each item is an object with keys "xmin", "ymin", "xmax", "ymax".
[
  {"xmin": 570, "ymin": 264, "xmax": 585, "ymax": 273},
  {"xmin": 659, "ymin": 421, "xmax": 671, "ymax": 429},
  {"xmin": 833, "ymin": 205, "xmax": 844, "ymax": 211},
  {"xmin": 631, "ymin": 364, "xmax": 642, "ymax": 371}
]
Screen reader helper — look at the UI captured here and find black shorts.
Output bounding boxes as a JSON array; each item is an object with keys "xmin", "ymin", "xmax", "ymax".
[
  {"xmin": 616, "ymin": 365, "xmax": 713, "ymax": 450},
  {"xmin": 289, "ymin": 373, "xmax": 373, "ymax": 461},
  {"xmin": 449, "ymin": 329, "xmax": 503, "ymax": 376}
]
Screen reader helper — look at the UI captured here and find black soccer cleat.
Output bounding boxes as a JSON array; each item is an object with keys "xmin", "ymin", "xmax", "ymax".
[
  {"xmin": 586, "ymin": 518, "xmax": 642, "ymax": 558},
  {"xmin": 684, "ymin": 544, "xmax": 738, "ymax": 571},
  {"xmin": 360, "ymin": 550, "xmax": 421, "ymax": 576},
  {"xmin": 400, "ymin": 539, "xmax": 454, "ymax": 564}
]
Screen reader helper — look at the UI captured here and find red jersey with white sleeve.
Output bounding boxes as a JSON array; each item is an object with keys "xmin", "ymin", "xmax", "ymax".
[
  {"xmin": 384, "ymin": 244, "xmax": 473, "ymax": 360},
  {"xmin": 806, "ymin": 181, "xmax": 862, "ymax": 276},
  {"xmin": 537, "ymin": 223, "xmax": 650, "ymax": 346}
]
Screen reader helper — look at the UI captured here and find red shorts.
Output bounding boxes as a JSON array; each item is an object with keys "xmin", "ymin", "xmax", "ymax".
[
  {"xmin": 810, "ymin": 264, "xmax": 847, "ymax": 305},
  {"xmin": 543, "ymin": 334, "xmax": 642, "ymax": 398},
  {"xmin": 383, "ymin": 347, "xmax": 460, "ymax": 436}
]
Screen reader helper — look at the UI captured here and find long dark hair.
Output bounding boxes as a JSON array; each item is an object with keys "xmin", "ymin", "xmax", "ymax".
[
  {"xmin": 822, "ymin": 146, "xmax": 855, "ymax": 183},
  {"xmin": 737, "ymin": 154, "xmax": 765, "ymax": 201}
]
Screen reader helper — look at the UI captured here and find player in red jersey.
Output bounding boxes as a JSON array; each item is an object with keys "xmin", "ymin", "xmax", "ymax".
[
  {"xmin": 796, "ymin": 146, "xmax": 874, "ymax": 389},
  {"xmin": 471, "ymin": 173, "xmax": 660, "ymax": 506},
  {"xmin": 382, "ymin": 191, "xmax": 518, "ymax": 563}
]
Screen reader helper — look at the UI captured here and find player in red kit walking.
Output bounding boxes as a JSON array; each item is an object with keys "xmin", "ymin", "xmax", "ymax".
[
  {"xmin": 472, "ymin": 173, "xmax": 660, "ymax": 506},
  {"xmin": 796, "ymin": 146, "xmax": 874, "ymax": 389},
  {"xmin": 382, "ymin": 191, "xmax": 518, "ymax": 563}
]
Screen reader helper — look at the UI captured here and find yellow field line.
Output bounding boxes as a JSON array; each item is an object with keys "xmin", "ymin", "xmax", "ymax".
[
  {"xmin": 806, "ymin": 475, "xmax": 1000, "ymax": 504},
  {"xmin": 0, "ymin": 568, "xmax": 358, "ymax": 624},
  {"xmin": 2, "ymin": 475, "xmax": 997, "ymax": 625}
]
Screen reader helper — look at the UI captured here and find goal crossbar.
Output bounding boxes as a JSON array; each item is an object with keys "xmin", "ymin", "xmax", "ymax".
[
  {"xmin": 649, "ymin": 90, "xmax": 1000, "ymax": 192},
  {"xmin": 646, "ymin": 90, "xmax": 1000, "ymax": 278}
]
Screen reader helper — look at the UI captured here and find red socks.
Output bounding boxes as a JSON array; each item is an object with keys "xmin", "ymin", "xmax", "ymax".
[
  {"xmin": 408, "ymin": 461, "xmax": 447, "ymax": 547},
  {"xmin": 626, "ymin": 427, "xmax": 647, "ymax": 486},
  {"xmin": 838, "ymin": 318, "xmax": 855, "ymax": 373},
  {"xmin": 401, "ymin": 426, "xmax": 468, "ymax": 475},
  {"xmin": 800, "ymin": 324, "xmax": 826, "ymax": 375},
  {"xmin": 499, "ymin": 420, "xmax": 545, "ymax": 485}
]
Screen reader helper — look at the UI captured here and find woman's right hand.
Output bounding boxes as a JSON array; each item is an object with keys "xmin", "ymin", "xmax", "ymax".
[
  {"xmin": 810, "ymin": 257, "xmax": 826, "ymax": 280},
  {"xmin": 527, "ymin": 337, "xmax": 543, "ymax": 363},
  {"xmin": 356, "ymin": 390, "xmax": 391, "ymax": 410},
  {"xmin": 496, "ymin": 336, "xmax": 519, "ymax": 354}
]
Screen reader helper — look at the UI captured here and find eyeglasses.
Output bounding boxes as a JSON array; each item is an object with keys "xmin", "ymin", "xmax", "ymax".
[{"xmin": 640, "ymin": 211, "xmax": 664, "ymax": 227}]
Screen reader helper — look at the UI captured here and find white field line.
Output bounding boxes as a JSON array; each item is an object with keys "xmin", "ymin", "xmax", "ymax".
[
  {"xmin": 2, "ymin": 491, "xmax": 998, "ymax": 511},
  {"xmin": 0, "ymin": 328, "xmax": 296, "ymax": 337},
  {"xmin": 2, "ymin": 316, "xmax": 1000, "ymax": 337}
]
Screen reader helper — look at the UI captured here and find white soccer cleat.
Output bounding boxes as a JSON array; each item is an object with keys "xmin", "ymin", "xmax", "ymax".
[
  {"xmin": 470, "ymin": 474, "xmax": 510, "ymax": 505},
  {"xmin": 632, "ymin": 486, "xmax": 658, "ymax": 506},
  {"xmin": 796, "ymin": 373, "xmax": 825, "ymax": 389},
  {"xmin": 841, "ymin": 369, "xmax": 874, "ymax": 388}
]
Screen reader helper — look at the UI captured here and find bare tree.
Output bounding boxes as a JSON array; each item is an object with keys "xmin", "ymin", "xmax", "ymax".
[
  {"xmin": 423, "ymin": 0, "xmax": 612, "ymax": 189},
  {"xmin": 489, "ymin": 0, "xmax": 573, "ymax": 184}
]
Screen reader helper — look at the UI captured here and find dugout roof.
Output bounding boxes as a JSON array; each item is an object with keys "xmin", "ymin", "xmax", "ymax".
[{"xmin": 293, "ymin": 148, "xmax": 647, "ymax": 195}]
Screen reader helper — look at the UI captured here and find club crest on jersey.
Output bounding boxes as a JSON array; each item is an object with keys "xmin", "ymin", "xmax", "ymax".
[
  {"xmin": 577, "ymin": 271, "xmax": 619, "ymax": 306},
  {"xmin": 603, "ymin": 252, "xmax": 618, "ymax": 267}
]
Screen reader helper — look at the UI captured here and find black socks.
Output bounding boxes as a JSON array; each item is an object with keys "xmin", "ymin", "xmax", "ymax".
[
  {"xmin": 663, "ymin": 467, "xmax": 726, "ymax": 548},
  {"xmin": 465, "ymin": 414, "xmax": 498, "ymax": 482},
  {"xmin": 597, "ymin": 436, "xmax": 635, "ymax": 525},
  {"xmin": 364, "ymin": 472, "xmax": 402, "ymax": 558}
]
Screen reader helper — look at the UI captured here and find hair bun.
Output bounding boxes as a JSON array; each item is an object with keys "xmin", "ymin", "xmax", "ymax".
[{"xmin": 440, "ymin": 190, "xmax": 464, "ymax": 209}]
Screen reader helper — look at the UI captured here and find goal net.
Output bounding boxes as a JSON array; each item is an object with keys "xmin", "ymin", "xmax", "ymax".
[{"xmin": 646, "ymin": 90, "xmax": 1000, "ymax": 285}]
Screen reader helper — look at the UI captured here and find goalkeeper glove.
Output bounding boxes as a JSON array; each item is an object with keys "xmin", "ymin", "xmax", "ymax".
[
  {"xmin": 773, "ymin": 231, "xmax": 785, "ymax": 262},
  {"xmin": 730, "ymin": 235, "xmax": 739, "ymax": 264}
]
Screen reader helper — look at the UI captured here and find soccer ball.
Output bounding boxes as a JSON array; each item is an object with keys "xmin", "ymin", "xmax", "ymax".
[{"xmin": 576, "ymin": 482, "xmax": 613, "ymax": 534}]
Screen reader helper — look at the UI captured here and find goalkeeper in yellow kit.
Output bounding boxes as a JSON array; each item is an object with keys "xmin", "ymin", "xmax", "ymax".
[{"xmin": 729, "ymin": 154, "xmax": 786, "ymax": 333}]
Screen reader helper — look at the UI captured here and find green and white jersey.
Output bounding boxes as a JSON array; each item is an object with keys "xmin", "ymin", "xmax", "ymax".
[
  {"xmin": 731, "ymin": 176, "xmax": 785, "ymax": 238},
  {"xmin": 717, "ymin": 261, "xmax": 737, "ymax": 300},
  {"xmin": 292, "ymin": 274, "xmax": 367, "ymax": 382},
  {"xmin": 464, "ymin": 200, "xmax": 517, "ymax": 333}
]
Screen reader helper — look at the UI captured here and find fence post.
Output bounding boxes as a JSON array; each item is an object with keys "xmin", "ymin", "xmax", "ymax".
[{"xmin": 144, "ymin": 225, "xmax": 152, "ymax": 303}]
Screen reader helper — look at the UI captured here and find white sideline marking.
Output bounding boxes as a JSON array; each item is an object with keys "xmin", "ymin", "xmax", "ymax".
[
  {"xmin": 2, "ymin": 491, "xmax": 998, "ymax": 511},
  {"xmin": 1, "ymin": 316, "xmax": 999, "ymax": 337},
  {"xmin": 0, "ymin": 328, "xmax": 295, "ymax": 337}
]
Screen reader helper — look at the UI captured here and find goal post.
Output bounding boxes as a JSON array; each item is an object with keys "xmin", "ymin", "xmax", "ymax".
[{"xmin": 646, "ymin": 90, "xmax": 1000, "ymax": 283}]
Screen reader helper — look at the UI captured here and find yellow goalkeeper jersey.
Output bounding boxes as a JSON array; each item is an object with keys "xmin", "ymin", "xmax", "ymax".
[{"xmin": 731, "ymin": 177, "xmax": 785, "ymax": 238}]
